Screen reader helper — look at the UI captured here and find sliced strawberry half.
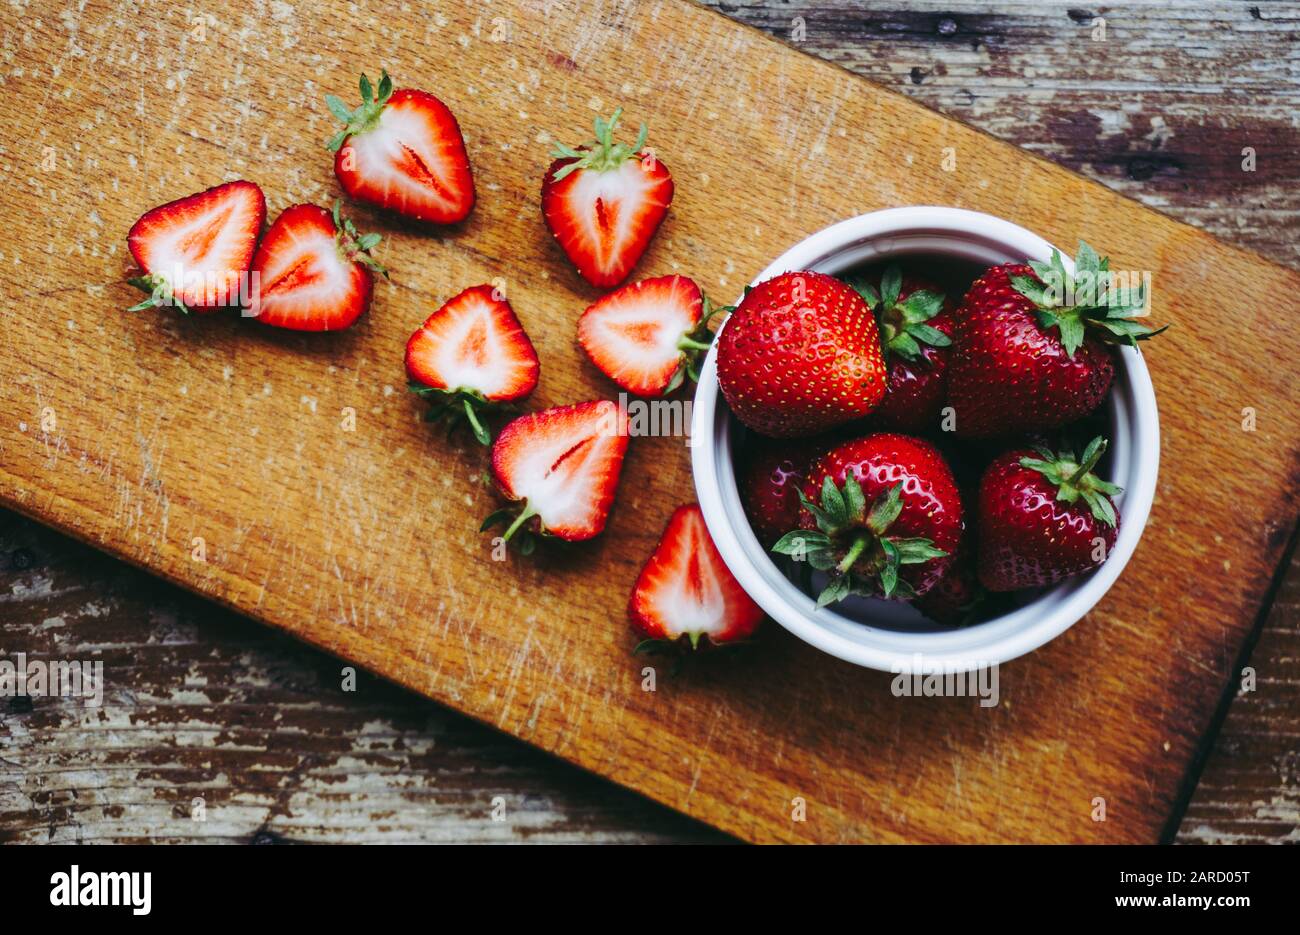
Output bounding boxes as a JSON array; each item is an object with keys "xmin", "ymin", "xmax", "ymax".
[
  {"xmin": 541, "ymin": 108, "xmax": 674, "ymax": 288},
  {"xmin": 405, "ymin": 285, "xmax": 540, "ymax": 444},
  {"xmin": 327, "ymin": 70, "xmax": 475, "ymax": 224},
  {"xmin": 482, "ymin": 400, "xmax": 629, "ymax": 548},
  {"xmin": 246, "ymin": 202, "xmax": 386, "ymax": 332},
  {"xmin": 577, "ymin": 275, "xmax": 728, "ymax": 396},
  {"xmin": 126, "ymin": 180, "xmax": 266, "ymax": 313},
  {"xmin": 629, "ymin": 504, "xmax": 764, "ymax": 653}
]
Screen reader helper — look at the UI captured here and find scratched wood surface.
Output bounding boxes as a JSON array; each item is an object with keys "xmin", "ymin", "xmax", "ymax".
[{"xmin": 2, "ymin": 0, "xmax": 1299, "ymax": 843}]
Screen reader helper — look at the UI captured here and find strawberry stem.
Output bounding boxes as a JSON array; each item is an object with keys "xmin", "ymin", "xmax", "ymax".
[
  {"xmin": 501, "ymin": 504, "xmax": 537, "ymax": 542},
  {"xmin": 1068, "ymin": 437, "xmax": 1106, "ymax": 485},
  {"xmin": 1008, "ymin": 241, "xmax": 1166, "ymax": 358},
  {"xmin": 462, "ymin": 399, "xmax": 489, "ymax": 446},
  {"xmin": 837, "ymin": 532, "xmax": 870, "ymax": 574},
  {"xmin": 324, "ymin": 69, "xmax": 394, "ymax": 152},
  {"xmin": 549, "ymin": 107, "xmax": 650, "ymax": 181},
  {"xmin": 1019, "ymin": 435, "xmax": 1123, "ymax": 527}
]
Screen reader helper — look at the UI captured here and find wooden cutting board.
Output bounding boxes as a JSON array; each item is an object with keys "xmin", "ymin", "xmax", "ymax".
[{"xmin": 4, "ymin": 0, "xmax": 1298, "ymax": 843}]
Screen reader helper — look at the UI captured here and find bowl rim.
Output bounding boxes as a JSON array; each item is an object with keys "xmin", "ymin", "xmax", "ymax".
[{"xmin": 690, "ymin": 206, "xmax": 1160, "ymax": 674}]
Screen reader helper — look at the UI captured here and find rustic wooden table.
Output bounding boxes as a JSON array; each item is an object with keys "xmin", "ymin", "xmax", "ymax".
[{"xmin": 2, "ymin": 0, "xmax": 1297, "ymax": 844}]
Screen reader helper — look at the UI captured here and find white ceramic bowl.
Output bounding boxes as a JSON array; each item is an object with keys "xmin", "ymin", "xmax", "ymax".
[{"xmin": 691, "ymin": 206, "xmax": 1159, "ymax": 673}]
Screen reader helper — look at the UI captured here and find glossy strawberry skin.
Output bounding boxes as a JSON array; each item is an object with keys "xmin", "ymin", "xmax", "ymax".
[
  {"xmin": 717, "ymin": 271, "xmax": 886, "ymax": 438},
  {"xmin": 976, "ymin": 448, "xmax": 1119, "ymax": 591},
  {"xmin": 946, "ymin": 264, "xmax": 1115, "ymax": 438},
  {"xmin": 802, "ymin": 434, "xmax": 962, "ymax": 597},
  {"xmin": 915, "ymin": 534, "xmax": 981, "ymax": 626},
  {"xmin": 872, "ymin": 275, "xmax": 956, "ymax": 433},
  {"xmin": 737, "ymin": 437, "xmax": 821, "ymax": 548}
]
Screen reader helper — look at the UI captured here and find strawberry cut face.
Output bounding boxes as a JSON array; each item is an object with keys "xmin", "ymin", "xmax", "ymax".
[
  {"xmin": 540, "ymin": 109, "xmax": 673, "ymax": 289},
  {"xmin": 126, "ymin": 180, "xmax": 265, "ymax": 311},
  {"xmin": 543, "ymin": 154, "xmax": 673, "ymax": 288},
  {"xmin": 629, "ymin": 504, "xmax": 764, "ymax": 649},
  {"xmin": 489, "ymin": 400, "xmax": 629, "ymax": 542},
  {"xmin": 246, "ymin": 203, "xmax": 377, "ymax": 332},
  {"xmin": 577, "ymin": 275, "xmax": 702, "ymax": 396},
  {"xmin": 406, "ymin": 285, "xmax": 539, "ymax": 403},
  {"xmin": 333, "ymin": 87, "xmax": 475, "ymax": 224}
]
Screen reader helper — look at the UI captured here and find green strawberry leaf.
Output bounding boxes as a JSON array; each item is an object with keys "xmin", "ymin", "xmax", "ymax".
[
  {"xmin": 881, "ymin": 265, "xmax": 902, "ymax": 307},
  {"xmin": 906, "ymin": 322, "xmax": 951, "ymax": 347},
  {"xmin": 842, "ymin": 474, "xmax": 867, "ymax": 524},
  {"xmin": 816, "ymin": 574, "xmax": 851, "ymax": 608},
  {"xmin": 865, "ymin": 482, "xmax": 904, "ymax": 537},
  {"xmin": 900, "ymin": 291, "xmax": 944, "ymax": 322},
  {"xmin": 888, "ymin": 537, "xmax": 948, "ymax": 564},
  {"xmin": 820, "ymin": 476, "xmax": 847, "ymax": 526}
]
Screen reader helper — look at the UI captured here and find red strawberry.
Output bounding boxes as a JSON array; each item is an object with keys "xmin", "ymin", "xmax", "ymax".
[
  {"xmin": 541, "ymin": 108, "xmax": 674, "ymax": 288},
  {"xmin": 716, "ymin": 271, "xmax": 886, "ymax": 438},
  {"xmin": 946, "ymin": 243, "xmax": 1165, "ymax": 438},
  {"xmin": 577, "ymin": 275, "xmax": 726, "ymax": 396},
  {"xmin": 406, "ymin": 285, "xmax": 540, "ymax": 444},
  {"xmin": 847, "ymin": 265, "xmax": 955, "ymax": 433},
  {"xmin": 126, "ymin": 180, "xmax": 266, "ymax": 313},
  {"xmin": 915, "ymin": 534, "xmax": 984, "ymax": 626},
  {"xmin": 246, "ymin": 202, "xmax": 385, "ymax": 332},
  {"xmin": 773, "ymin": 433, "xmax": 962, "ymax": 604},
  {"xmin": 977, "ymin": 436, "xmax": 1121, "ymax": 591},
  {"xmin": 483, "ymin": 400, "xmax": 629, "ymax": 548},
  {"xmin": 736, "ymin": 437, "xmax": 819, "ymax": 548},
  {"xmin": 326, "ymin": 70, "xmax": 475, "ymax": 224},
  {"xmin": 629, "ymin": 504, "xmax": 764, "ymax": 652}
]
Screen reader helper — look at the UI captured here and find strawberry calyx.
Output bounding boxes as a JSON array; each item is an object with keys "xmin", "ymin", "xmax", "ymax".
[
  {"xmin": 666, "ymin": 295, "xmax": 732, "ymax": 393},
  {"xmin": 633, "ymin": 634, "xmax": 750, "ymax": 657},
  {"xmin": 850, "ymin": 265, "xmax": 950, "ymax": 364},
  {"xmin": 1009, "ymin": 241, "xmax": 1168, "ymax": 358},
  {"xmin": 409, "ymin": 383, "xmax": 515, "ymax": 445},
  {"xmin": 772, "ymin": 478, "xmax": 947, "ymax": 606},
  {"xmin": 1019, "ymin": 435, "xmax": 1123, "ymax": 527},
  {"xmin": 126, "ymin": 274, "xmax": 193, "ymax": 315},
  {"xmin": 325, "ymin": 69, "xmax": 394, "ymax": 152},
  {"xmin": 549, "ymin": 108, "xmax": 649, "ymax": 182},
  {"xmin": 331, "ymin": 200, "xmax": 388, "ymax": 278},
  {"xmin": 480, "ymin": 503, "xmax": 540, "ymax": 555}
]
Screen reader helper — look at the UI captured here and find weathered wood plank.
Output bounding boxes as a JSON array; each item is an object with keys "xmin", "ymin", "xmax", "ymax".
[{"xmin": 0, "ymin": 512, "xmax": 725, "ymax": 843}]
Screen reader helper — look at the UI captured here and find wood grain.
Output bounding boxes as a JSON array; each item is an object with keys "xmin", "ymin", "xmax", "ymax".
[
  {"xmin": 0, "ymin": 512, "xmax": 723, "ymax": 843},
  {"xmin": 2, "ymin": 0, "xmax": 1299, "ymax": 843}
]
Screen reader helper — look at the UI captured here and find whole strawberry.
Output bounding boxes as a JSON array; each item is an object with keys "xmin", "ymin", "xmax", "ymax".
[
  {"xmin": 736, "ymin": 437, "xmax": 821, "ymax": 548},
  {"xmin": 717, "ymin": 271, "xmax": 886, "ymax": 438},
  {"xmin": 773, "ymin": 433, "xmax": 961, "ymax": 605},
  {"xmin": 977, "ymin": 436, "xmax": 1121, "ymax": 591},
  {"xmin": 946, "ymin": 243, "xmax": 1165, "ymax": 438},
  {"xmin": 848, "ymin": 264, "xmax": 955, "ymax": 433}
]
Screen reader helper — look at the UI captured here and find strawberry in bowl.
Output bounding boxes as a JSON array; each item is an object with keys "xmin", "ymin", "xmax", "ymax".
[
  {"xmin": 772, "ymin": 433, "xmax": 962, "ymax": 606},
  {"xmin": 691, "ymin": 206, "xmax": 1163, "ymax": 673}
]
